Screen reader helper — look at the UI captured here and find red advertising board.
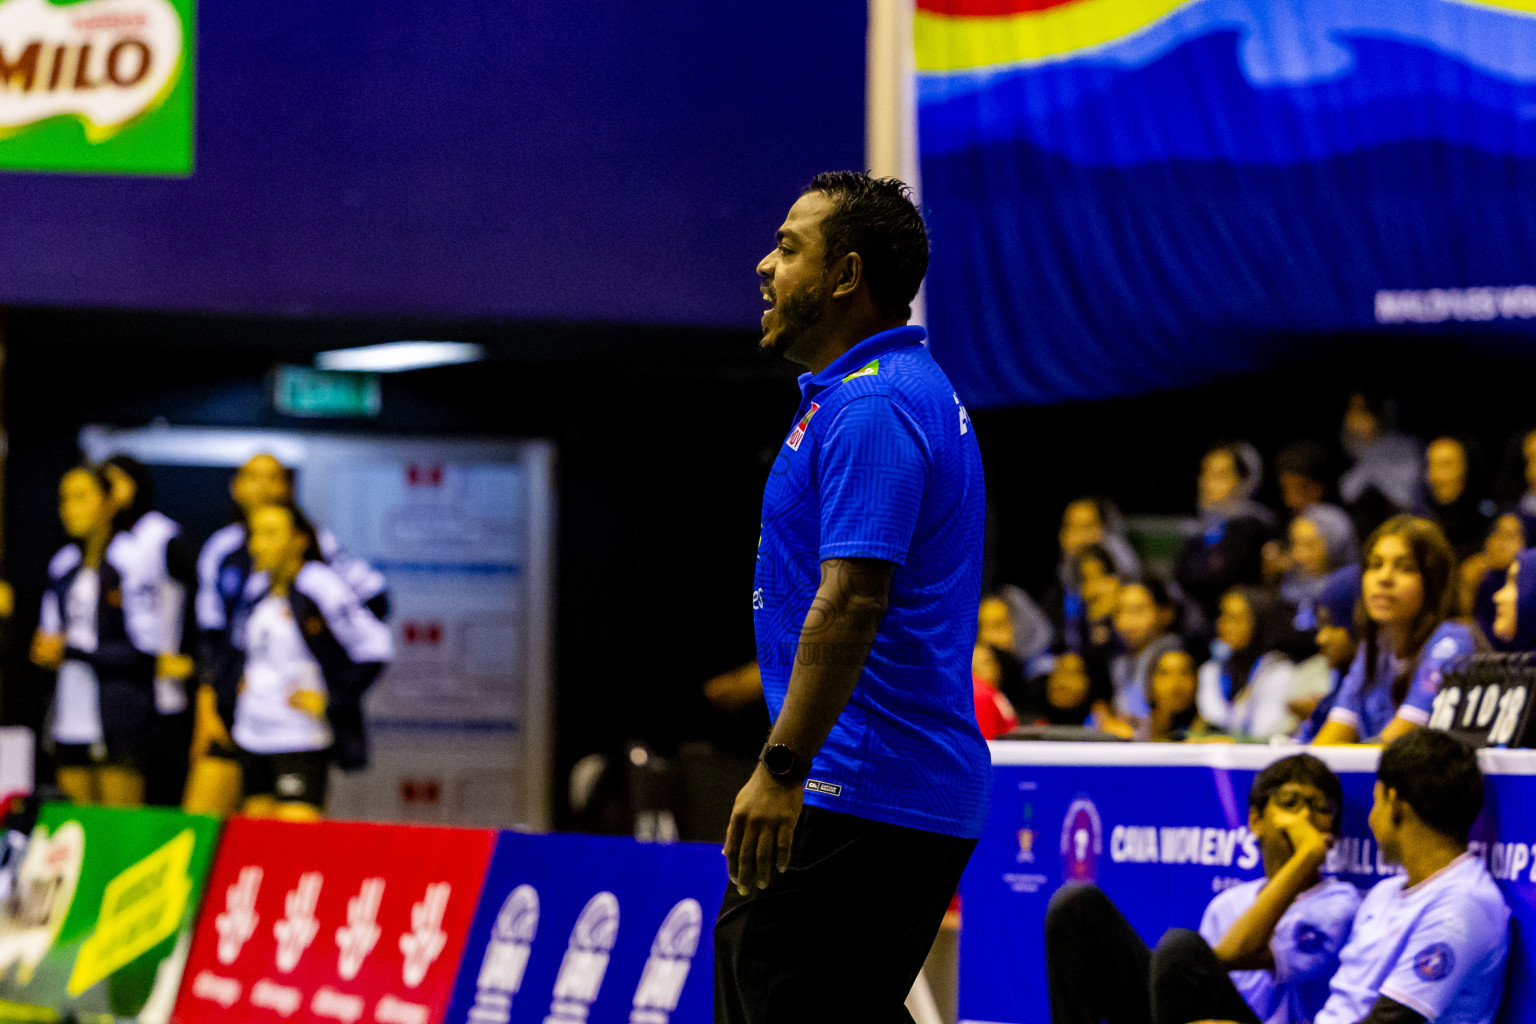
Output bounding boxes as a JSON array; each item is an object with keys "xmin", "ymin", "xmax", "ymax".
[{"xmin": 173, "ymin": 817, "xmax": 496, "ymax": 1024}]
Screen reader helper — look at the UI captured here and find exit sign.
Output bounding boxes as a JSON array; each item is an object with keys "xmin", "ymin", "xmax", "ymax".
[{"xmin": 273, "ymin": 365, "xmax": 381, "ymax": 418}]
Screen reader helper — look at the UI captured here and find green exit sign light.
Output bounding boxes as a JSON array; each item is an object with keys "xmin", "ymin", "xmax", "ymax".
[{"xmin": 273, "ymin": 365, "xmax": 381, "ymax": 418}]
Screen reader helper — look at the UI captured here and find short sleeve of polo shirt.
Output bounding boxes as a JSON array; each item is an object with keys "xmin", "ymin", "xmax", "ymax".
[
  {"xmin": 1398, "ymin": 624, "xmax": 1474, "ymax": 724},
  {"xmin": 1377, "ymin": 900, "xmax": 1507, "ymax": 1019},
  {"xmin": 816, "ymin": 395, "xmax": 932, "ymax": 565},
  {"xmin": 1326, "ymin": 648, "xmax": 1370, "ymax": 732}
]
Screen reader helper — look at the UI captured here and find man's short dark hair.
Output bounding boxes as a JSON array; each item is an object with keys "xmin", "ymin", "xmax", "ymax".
[
  {"xmin": 1378, "ymin": 730, "xmax": 1484, "ymax": 842},
  {"xmin": 805, "ymin": 171, "xmax": 929, "ymax": 320},
  {"xmin": 1249, "ymin": 753, "xmax": 1344, "ymax": 826}
]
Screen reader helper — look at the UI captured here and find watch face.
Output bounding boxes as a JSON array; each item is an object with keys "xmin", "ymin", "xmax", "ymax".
[{"xmin": 764, "ymin": 745, "xmax": 793, "ymax": 776}]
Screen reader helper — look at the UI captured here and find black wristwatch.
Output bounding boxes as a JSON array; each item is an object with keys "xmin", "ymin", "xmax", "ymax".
[{"xmin": 759, "ymin": 742, "xmax": 812, "ymax": 784}]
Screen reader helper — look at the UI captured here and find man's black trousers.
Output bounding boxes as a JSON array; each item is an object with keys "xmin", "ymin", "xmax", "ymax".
[
  {"xmin": 714, "ymin": 805, "xmax": 976, "ymax": 1024},
  {"xmin": 1044, "ymin": 884, "xmax": 1262, "ymax": 1024}
]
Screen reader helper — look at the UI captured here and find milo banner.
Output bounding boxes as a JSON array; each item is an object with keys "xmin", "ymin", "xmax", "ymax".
[
  {"xmin": 0, "ymin": 0, "xmax": 194, "ymax": 174},
  {"xmin": 0, "ymin": 803, "xmax": 220, "ymax": 1024},
  {"xmin": 958, "ymin": 744, "xmax": 1536, "ymax": 1024},
  {"xmin": 443, "ymin": 831, "xmax": 726, "ymax": 1024}
]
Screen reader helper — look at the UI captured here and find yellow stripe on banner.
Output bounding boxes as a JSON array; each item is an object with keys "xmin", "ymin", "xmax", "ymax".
[
  {"xmin": 915, "ymin": 0, "xmax": 1196, "ymax": 72},
  {"xmin": 1454, "ymin": 0, "xmax": 1536, "ymax": 15}
]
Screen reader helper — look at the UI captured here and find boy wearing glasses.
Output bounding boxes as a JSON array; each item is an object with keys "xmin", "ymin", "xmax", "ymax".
[{"xmin": 1046, "ymin": 753, "xmax": 1361, "ymax": 1024}]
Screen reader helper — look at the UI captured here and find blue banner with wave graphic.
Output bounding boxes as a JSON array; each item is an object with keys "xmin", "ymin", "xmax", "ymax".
[{"xmin": 917, "ymin": 0, "xmax": 1536, "ymax": 407}]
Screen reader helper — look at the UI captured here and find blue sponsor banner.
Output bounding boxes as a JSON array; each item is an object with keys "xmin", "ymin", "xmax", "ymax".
[
  {"xmin": 958, "ymin": 744, "xmax": 1536, "ymax": 1024},
  {"xmin": 444, "ymin": 831, "xmax": 727, "ymax": 1024}
]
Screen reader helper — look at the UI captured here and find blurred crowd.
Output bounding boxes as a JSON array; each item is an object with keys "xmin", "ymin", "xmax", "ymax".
[
  {"xmin": 24, "ymin": 454, "xmax": 392, "ymax": 819},
  {"xmin": 971, "ymin": 391, "xmax": 1536, "ymax": 747}
]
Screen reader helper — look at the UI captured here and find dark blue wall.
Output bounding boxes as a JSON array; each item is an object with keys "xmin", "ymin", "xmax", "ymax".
[{"xmin": 0, "ymin": 1, "xmax": 866, "ymax": 329}]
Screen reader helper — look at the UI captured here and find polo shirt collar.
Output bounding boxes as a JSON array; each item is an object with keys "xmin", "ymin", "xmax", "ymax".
[{"xmin": 796, "ymin": 325, "xmax": 928, "ymax": 397}]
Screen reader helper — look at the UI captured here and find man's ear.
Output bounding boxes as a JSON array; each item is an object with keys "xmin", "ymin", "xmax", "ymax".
[
  {"xmin": 1248, "ymin": 806, "xmax": 1264, "ymax": 834},
  {"xmin": 1386, "ymin": 787, "xmax": 1407, "ymax": 829},
  {"xmin": 830, "ymin": 251, "xmax": 863, "ymax": 299}
]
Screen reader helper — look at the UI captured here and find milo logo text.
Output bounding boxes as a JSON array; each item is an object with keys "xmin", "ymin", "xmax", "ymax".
[{"xmin": 0, "ymin": 0, "xmax": 184, "ymax": 140}]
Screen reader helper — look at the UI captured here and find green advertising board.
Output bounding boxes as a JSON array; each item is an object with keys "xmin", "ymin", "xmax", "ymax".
[
  {"xmin": 0, "ymin": 803, "xmax": 220, "ymax": 1023},
  {"xmin": 0, "ymin": 0, "xmax": 194, "ymax": 175}
]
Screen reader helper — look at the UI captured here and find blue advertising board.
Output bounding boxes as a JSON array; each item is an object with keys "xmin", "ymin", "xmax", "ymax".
[
  {"xmin": 444, "ymin": 831, "xmax": 727, "ymax": 1024},
  {"xmin": 958, "ymin": 743, "xmax": 1536, "ymax": 1024}
]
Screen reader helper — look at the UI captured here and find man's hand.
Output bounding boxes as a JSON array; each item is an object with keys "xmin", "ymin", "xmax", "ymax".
[
  {"xmin": 30, "ymin": 632, "xmax": 64, "ymax": 671},
  {"xmin": 157, "ymin": 652, "xmax": 195, "ymax": 680},
  {"xmin": 1274, "ymin": 808, "xmax": 1332, "ymax": 864},
  {"xmin": 287, "ymin": 689, "xmax": 328, "ymax": 719},
  {"xmin": 723, "ymin": 764, "xmax": 803, "ymax": 896}
]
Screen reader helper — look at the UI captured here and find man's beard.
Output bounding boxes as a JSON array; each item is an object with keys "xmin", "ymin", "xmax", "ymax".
[{"xmin": 763, "ymin": 280, "xmax": 828, "ymax": 359}]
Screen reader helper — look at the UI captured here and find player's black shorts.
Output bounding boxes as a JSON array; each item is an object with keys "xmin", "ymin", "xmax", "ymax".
[
  {"xmin": 54, "ymin": 741, "xmax": 138, "ymax": 770},
  {"xmin": 235, "ymin": 747, "xmax": 330, "ymax": 807}
]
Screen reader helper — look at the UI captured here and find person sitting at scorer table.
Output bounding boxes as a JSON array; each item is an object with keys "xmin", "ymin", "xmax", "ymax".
[
  {"xmin": 1312, "ymin": 516, "xmax": 1480, "ymax": 746},
  {"xmin": 31, "ymin": 466, "xmax": 170, "ymax": 806},
  {"xmin": 1171, "ymin": 730, "xmax": 1509, "ymax": 1024},
  {"xmin": 215, "ymin": 501, "xmax": 392, "ymax": 820},
  {"xmin": 1045, "ymin": 754, "xmax": 1360, "ymax": 1024}
]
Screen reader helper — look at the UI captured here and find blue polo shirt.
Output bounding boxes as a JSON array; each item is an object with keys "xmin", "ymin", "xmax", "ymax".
[{"xmin": 753, "ymin": 325, "xmax": 990, "ymax": 838}]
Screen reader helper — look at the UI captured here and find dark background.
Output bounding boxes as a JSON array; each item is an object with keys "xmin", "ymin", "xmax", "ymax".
[{"xmin": 7, "ymin": 308, "xmax": 1536, "ymax": 825}]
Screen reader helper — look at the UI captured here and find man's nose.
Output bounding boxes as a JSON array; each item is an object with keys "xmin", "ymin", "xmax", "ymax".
[{"xmin": 756, "ymin": 253, "xmax": 774, "ymax": 278}]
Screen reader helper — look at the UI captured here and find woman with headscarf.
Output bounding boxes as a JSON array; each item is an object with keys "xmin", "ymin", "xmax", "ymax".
[
  {"xmin": 1416, "ymin": 436, "xmax": 1492, "ymax": 561},
  {"xmin": 1279, "ymin": 503, "xmax": 1358, "ymax": 611},
  {"xmin": 1195, "ymin": 585, "xmax": 1297, "ymax": 740},
  {"xmin": 1488, "ymin": 549, "xmax": 1536, "ymax": 653},
  {"xmin": 1292, "ymin": 565, "xmax": 1363, "ymax": 741},
  {"xmin": 1044, "ymin": 497, "xmax": 1141, "ymax": 647},
  {"xmin": 1176, "ymin": 442, "xmax": 1276, "ymax": 629}
]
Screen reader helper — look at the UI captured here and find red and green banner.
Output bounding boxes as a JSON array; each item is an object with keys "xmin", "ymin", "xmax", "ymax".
[
  {"xmin": 0, "ymin": 0, "xmax": 194, "ymax": 175},
  {"xmin": 0, "ymin": 803, "xmax": 220, "ymax": 1023}
]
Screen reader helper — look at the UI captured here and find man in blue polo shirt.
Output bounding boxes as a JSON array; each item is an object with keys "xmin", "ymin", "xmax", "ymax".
[{"xmin": 713, "ymin": 172, "xmax": 989, "ymax": 1024}]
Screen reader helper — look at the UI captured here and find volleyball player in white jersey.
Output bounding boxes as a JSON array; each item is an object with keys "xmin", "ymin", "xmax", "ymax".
[
  {"xmin": 186, "ymin": 453, "xmax": 388, "ymax": 815},
  {"xmin": 222, "ymin": 501, "xmax": 392, "ymax": 820},
  {"xmin": 30, "ymin": 467, "xmax": 159, "ymax": 806},
  {"xmin": 101, "ymin": 454, "xmax": 199, "ymax": 806}
]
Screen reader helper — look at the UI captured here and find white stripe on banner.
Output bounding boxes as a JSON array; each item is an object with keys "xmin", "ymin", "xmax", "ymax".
[{"xmin": 987, "ymin": 740, "xmax": 1536, "ymax": 775}]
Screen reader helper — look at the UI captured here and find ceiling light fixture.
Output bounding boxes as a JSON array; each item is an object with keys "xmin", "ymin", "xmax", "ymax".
[{"xmin": 315, "ymin": 341, "xmax": 485, "ymax": 373}]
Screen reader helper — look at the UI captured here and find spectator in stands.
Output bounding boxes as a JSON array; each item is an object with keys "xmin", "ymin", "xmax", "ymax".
[
  {"xmin": 1418, "ymin": 436, "xmax": 1491, "ymax": 561},
  {"xmin": 1197, "ymin": 587, "xmax": 1298, "ymax": 740},
  {"xmin": 1275, "ymin": 440, "xmax": 1337, "ymax": 516},
  {"xmin": 1312, "ymin": 516, "xmax": 1478, "ymax": 746},
  {"xmin": 1070, "ymin": 543, "xmax": 1122, "ymax": 659},
  {"xmin": 217, "ymin": 502, "xmax": 393, "ymax": 820},
  {"xmin": 1489, "ymin": 548, "xmax": 1536, "ymax": 652},
  {"xmin": 1138, "ymin": 648, "xmax": 1222, "ymax": 742},
  {"xmin": 1047, "ymin": 754, "xmax": 1359, "ymax": 1024},
  {"xmin": 971, "ymin": 643, "xmax": 1020, "ymax": 739},
  {"xmin": 1048, "ymin": 498, "xmax": 1141, "ymax": 648},
  {"xmin": 1159, "ymin": 731, "xmax": 1508, "ymax": 1024},
  {"xmin": 1110, "ymin": 579, "xmax": 1182, "ymax": 720},
  {"xmin": 1515, "ymin": 427, "xmax": 1536, "ymax": 537},
  {"xmin": 1339, "ymin": 391, "xmax": 1420, "ymax": 540},
  {"xmin": 1265, "ymin": 440, "xmax": 1356, "ymax": 584},
  {"xmin": 1279, "ymin": 504, "xmax": 1359, "ymax": 611},
  {"xmin": 31, "ymin": 466, "xmax": 158, "ymax": 807},
  {"xmin": 1176, "ymin": 442, "xmax": 1275, "ymax": 628},
  {"xmin": 1462, "ymin": 512, "xmax": 1524, "ymax": 624},
  {"xmin": 101, "ymin": 455, "xmax": 197, "ymax": 808},
  {"xmin": 1293, "ymin": 566, "xmax": 1362, "ymax": 742},
  {"xmin": 1037, "ymin": 651, "xmax": 1106, "ymax": 728}
]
